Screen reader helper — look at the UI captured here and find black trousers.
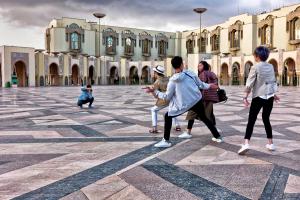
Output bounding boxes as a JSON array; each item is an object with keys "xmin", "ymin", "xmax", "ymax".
[
  {"xmin": 245, "ymin": 97, "xmax": 274, "ymax": 140},
  {"xmin": 77, "ymin": 97, "xmax": 94, "ymax": 107},
  {"xmin": 164, "ymin": 100, "xmax": 221, "ymax": 140}
]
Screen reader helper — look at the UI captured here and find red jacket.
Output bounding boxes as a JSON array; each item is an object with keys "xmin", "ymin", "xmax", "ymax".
[{"xmin": 199, "ymin": 71, "xmax": 219, "ymax": 103}]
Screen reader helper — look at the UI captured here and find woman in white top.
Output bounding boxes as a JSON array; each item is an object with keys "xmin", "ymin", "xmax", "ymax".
[{"xmin": 238, "ymin": 46, "xmax": 280, "ymax": 155}]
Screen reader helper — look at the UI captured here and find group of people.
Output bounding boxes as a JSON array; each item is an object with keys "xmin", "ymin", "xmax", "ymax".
[
  {"xmin": 77, "ymin": 45, "xmax": 279, "ymax": 155},
  {"xmin": 145, "ymin": 45, "xmax": 279, "ymax": 155}
]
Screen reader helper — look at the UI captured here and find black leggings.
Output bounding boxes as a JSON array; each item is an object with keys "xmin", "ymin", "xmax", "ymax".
[
  {"xmin": 164, "ymin": 100, "xmax": 221, "ymax": 140},
  {"xmin": 245, "ymin": 97, "xmax": 274, "ymax": 140}
]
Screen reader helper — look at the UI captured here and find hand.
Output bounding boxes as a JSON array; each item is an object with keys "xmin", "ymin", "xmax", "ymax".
[
  {"xmin": 143, "ymin": 86, "xmax": 155, "ymax": 94},
  {"xmin": 274, "ymin": 95, "xmax": 280, "ymax": 103},
  {"xmin": 209, "ymin": 84, "xmax": 219, "ymax": 90},
  {"xmin": 243, "ymin": 98, "xmax": 250, "ymax": 107}
]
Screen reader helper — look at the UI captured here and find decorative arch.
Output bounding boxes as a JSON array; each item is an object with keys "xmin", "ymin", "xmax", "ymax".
[
  {"xmin": 141, "ymin": 66, "xmax": 151, "ymax": 84},
  {"xmin": 122, "ymin": 30, "xmax": 136, "ymax": 57},
  {"xmin": 103, "ymin": 28, "xmax": 118, "ymax": 55},
  {"xmin": 232, "ymin": 62, "xmax": 240, "ymax": 85},
  {"xmin": 186, "ymin": 32, "xmax": 197, "ymax": 54},
  {"xmin": 71, "ymin": 64, "xmax": 80, "ymax": 85},
  {"xmin": 13, "ymin": 60, "xmax": 28, "ymax": 87},
  {"xmin": 268, "ymin": 59, "xmax": 279, "ymax": 79},
  {"xmin": 283, "ymin": 58, "xmax": 297, "ymax": 86},
  {"xmin": 287, "ymin": 6, "xmax": 300, "ymax": 44},
  {"xmin": 139, "ymin": 31, "xmax": 153, "ymax": 57},
  {"xmin": 109, "ymin": 66, "xmax": 119, "ymax": 85},
  {"xmin": 258, "ymin": 15, "xmax": 274, "ymax": 47},
  {"xmin": 220, "ymin": 63, "xmax": 229, "ymax": 85},
  {"xmin": 211, "ymin": 26, "xmax": 221, "ymax": 53},
  {"xmin": 244, "ymin": 61, "xmax": 253, "ymax": 85},
  {"xmin": 129, "ymin": 66, "xmax": 139, "ymax": 85},
  {"xmin": 198, "ymin": 29, "xmax": 208, "ymax": 53},
  {"xmin": 49, "ymin": 63, "xmax": 60, "ymax": 86},
  {"xmin": 229, "ymin": 21, "xmax": 243, "ymax": 51},
  {"xmin": 156, "ymin": 33, "xmax": 168, "ymax": 57}
]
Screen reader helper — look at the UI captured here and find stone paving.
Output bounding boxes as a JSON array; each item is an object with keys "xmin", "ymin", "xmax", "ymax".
[{"xmin": 0, "ymin": 85, "xmax": 299, "ymax": 200}]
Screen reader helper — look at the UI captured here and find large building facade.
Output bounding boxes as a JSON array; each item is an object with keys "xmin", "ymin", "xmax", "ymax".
[{"xmin": 1, "ymin": 3, "xmax": 300, "ymax": 87}]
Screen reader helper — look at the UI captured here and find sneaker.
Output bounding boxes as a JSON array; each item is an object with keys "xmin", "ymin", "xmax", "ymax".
[
  {"xmin": 266, "ymin": 144, "xmax": 275, "ymax": 151},
  {"xmin": 154, "ymin": 138, "xmax": 172, "ymax": 148},
  {"xmin": 212, "ymin": 137, "xmax": 223, "ymax": 143},
  {"xmin": 238, "ymin": 144, "xmax": 250, "ymax": 155},
  {"xmin": 178, "ymin": 132, "xmax": 192, "ymax": 139}
]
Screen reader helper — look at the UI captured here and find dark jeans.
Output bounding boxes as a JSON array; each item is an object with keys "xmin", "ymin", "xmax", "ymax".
[
  {"xmin": 187, "ymin": 101, "xmax": 216, "ymax": 130},
  {"xmin": 77, "ymin": 97, "xmax": 94, "ymax": 107},
  {"xmin": 164, "ymin": 100, "xmax": 221, "ymax": 140},
  {"xmin": 245, "ymin": 97, "xmax": 274, "ymax": 140}
]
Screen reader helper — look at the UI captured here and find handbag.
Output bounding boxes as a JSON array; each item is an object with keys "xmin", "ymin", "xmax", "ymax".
[{"xmin": 217, "ymin": 88, "xmax": 228, "ymax": 103}]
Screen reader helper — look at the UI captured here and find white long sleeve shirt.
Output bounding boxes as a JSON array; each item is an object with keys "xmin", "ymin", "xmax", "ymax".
[{"xmin": 155, "ymin": 70, "xmax": 210, "ymax": 116}]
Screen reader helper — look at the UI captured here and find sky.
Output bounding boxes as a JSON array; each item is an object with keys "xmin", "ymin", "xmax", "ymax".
[{"xmin": 0, "ymin": 0, "xmax": 299, "ymax": 49}]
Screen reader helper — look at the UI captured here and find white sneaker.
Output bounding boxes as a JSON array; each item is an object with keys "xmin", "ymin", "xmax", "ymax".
[
  {"xmin": 178, "ymin": 132, "xmax": 192, "ymax": 139},
  {"xmin": 266, "ymin": 144, "xmax": 275, "ymax": 151},
  {"xmin": 212, "ymin": 137, "xmax": 223, "ymax": 143},
  {"xmin": 238, "ymin": 144, "xmax": 250, "ymax": 155},
  {"xmin": 154, "ymin": 138, "xmax": 172, "ymax": 148}
]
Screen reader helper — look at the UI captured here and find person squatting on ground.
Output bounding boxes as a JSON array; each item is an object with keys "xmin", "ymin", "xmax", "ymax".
[
  {"xmin": 179, "ymin": 60, "xmax": 220, "ymax": 139},
  {"xmin": 145, "ymin": 56, "xmax": 223, "ymax": 148},
  {"xmin": 77, "ymin": 84, "xmax": 94, "ymax": 109},
  {"xmin": 238, "ymin": 46, "xmax": 280, "ymax": 155},
  {"xmin": 149, "ymin": 65, "xmax": 181, "ymax": 134}
]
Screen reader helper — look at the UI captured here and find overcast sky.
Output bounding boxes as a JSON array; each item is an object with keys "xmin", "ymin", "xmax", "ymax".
[{"xmin": 0, "ymin": 0, "xmax": 299, "ymax": 49}]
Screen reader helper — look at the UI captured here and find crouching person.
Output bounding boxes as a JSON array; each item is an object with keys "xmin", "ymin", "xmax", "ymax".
[{"xmin": 77, "ymin": 84, "xmax": 94, "ymax": 109}]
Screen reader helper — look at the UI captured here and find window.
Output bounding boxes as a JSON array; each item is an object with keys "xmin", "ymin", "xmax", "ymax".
[
  {"xmin": 187, "ymin": 39, "xmax": 194, "ymax": 54},
  {"xmin": 107, "ymin": 36, "xmax": 113, "ymax": 48},
  {"xmin": 125, "ymin": 38, "xmax": 132, "ymax": 54},
  {"xmin": 295, "ymin": 18, "xmax": 300, "ymax": 40},
  {"xmin": 265, "ymin": 26, "xmax": 272, "ymax": 45},
  {"xmin": 71, "ymin": 32, "xmax": 80, "ymax": 50}
]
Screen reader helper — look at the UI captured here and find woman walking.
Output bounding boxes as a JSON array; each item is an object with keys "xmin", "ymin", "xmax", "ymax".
[
  {"xmin": 178, "ymin": 61, "xmax": 219, "ymax": 139},
  {"xmin": 238, "ymin": 46, "xmax": 280, "ymax": 155}
]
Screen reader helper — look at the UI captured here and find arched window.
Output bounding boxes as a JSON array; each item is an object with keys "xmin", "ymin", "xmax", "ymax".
[
  {"xmin": 122, "ymin": 30, "xmax": 136, "ymax": 56},
  {"xmin": 229, "ymin": 21, "xmax": 242, "ymax": 51},
  {"xmin": 71, "ymin": 32, "xmax": 79, "ymax": 50}
]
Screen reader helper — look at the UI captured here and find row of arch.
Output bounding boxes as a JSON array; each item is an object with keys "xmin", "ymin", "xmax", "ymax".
[
  {"xmin": 109, "ymin": 66, "xmax": 152, "ymax": 85},
  {"xmin": 220, "ymin": 57, "xmax": 297, "ymax": 86}
]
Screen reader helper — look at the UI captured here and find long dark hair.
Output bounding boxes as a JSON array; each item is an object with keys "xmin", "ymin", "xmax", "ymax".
[{"xmin": 198, "ymin": 61, "xmax": 210, "ymax": 76}]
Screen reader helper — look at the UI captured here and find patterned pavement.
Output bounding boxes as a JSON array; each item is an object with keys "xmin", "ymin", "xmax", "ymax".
[{"xmin": 0, "ymin": 86, "xmax": 299, "ymax": 200}]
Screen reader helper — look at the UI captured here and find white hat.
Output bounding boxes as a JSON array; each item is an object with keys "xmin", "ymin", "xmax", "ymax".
[{"xmin": 153, "ymin": 65, "xmax": 165, "ymax": 75}]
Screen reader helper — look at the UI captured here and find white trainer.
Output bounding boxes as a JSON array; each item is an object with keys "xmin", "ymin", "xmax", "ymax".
[
  {"xmin": 154, "ymin": 138, "xmax": 172, "ymax": 148},
  {"xmin": 212, "ymin": 137, "xmax": 223, "ymax": 143},
  {"xmin": 266, "ymin": 144, "xmax": 275, "ymax": 151},
  {"xmin": 238, "ymin": 144, "xmax": 250, "ymax": 155},
  {"xmin": 178, "ymin": 132, "xmax": 192, "ymax": 139}
]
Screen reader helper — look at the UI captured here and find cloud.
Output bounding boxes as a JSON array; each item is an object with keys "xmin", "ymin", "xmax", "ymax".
[{"xmin": 0, "ymin": 0, "xmax": 299, "ymax": 48}]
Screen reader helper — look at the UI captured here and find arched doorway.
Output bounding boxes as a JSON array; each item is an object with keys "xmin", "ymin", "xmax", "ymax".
[
  {"xmin": 14, "ymin": 61, "xmax": 27, "ymax": 87},
  {"xmin": 268, "ymin": 59, "xmax": 279, "ymax": 81},
  {"xmin": 284, "ymin": 58, "xmax": 297, "ymax": 86},
  {"xmin": 129, "ymin": 66, "xmax": 139, "ymax": 85},
  {"xmin": 71, "ymin": 64, "xmax": 80, "ymax": 85},
  {"xmin": 244, "ymin": 61, "xmax": 253, "ymax": 85},
  {"xmin": 49, "ymin": 63, "xmax": 59, "ymax": 86},
  {"xmin": 109, "ymin": 66, "xmax": 119, "ymax": 85},
  {"xmin": 232, "ymin": 62, "xmax": 240, "ymax": 85},
  {"xmin": 220, "ymin": 63, "xmax": 229, "ymax": 85},
  {"xmin": 88, "ymin": 66, "xmax": 95, "ymax": 85},
  {"xmin": 141, "ymin": 66, "xmax": 151, "ymax": 84}
]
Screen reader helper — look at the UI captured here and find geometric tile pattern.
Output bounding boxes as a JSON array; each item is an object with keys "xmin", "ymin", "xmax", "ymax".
[{"xmin": 0, "ymin": 86, "xmax": 299, "ymax": 199}]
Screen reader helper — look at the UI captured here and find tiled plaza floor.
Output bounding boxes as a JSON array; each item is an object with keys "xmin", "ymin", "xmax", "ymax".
[{"xmin": 0, "ymin": 86, "xmax": 299, "ymax": 200}]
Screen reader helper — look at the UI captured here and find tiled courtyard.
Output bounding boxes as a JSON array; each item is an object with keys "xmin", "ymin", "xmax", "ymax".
[{"xmin": 0, "ymin": 85, "xmax": 299, "ymax": 200}]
